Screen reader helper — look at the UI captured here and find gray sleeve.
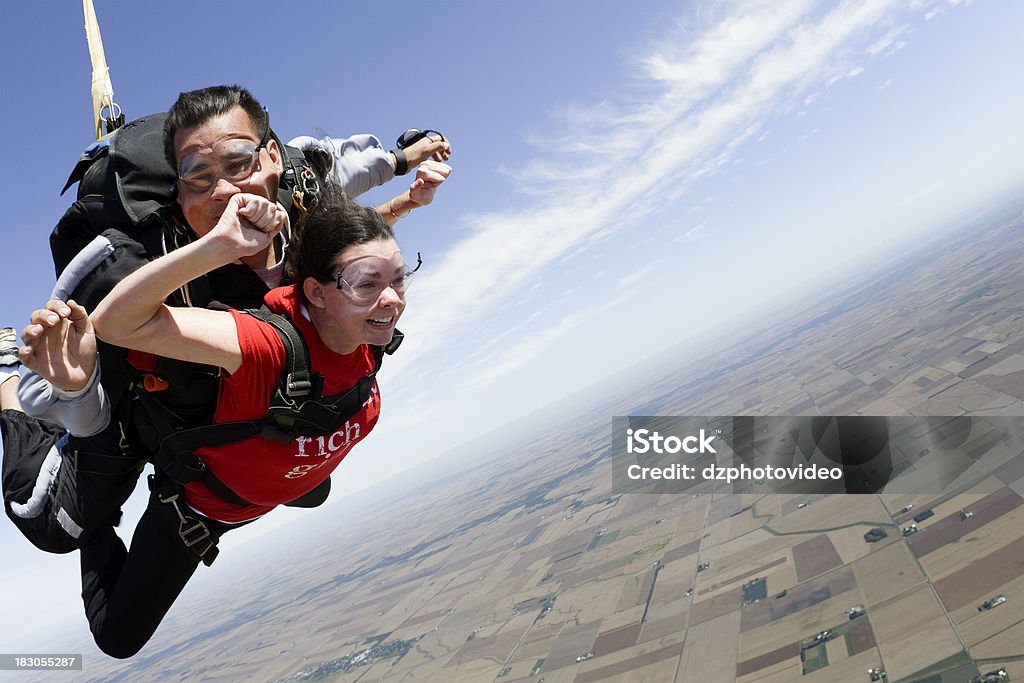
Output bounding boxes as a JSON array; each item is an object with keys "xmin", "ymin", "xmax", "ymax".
[
  {"xmin": 287, "ymin": 134, "xmax": 395, "ymax": 199},
  {"xmin": 16, "ymin": 234, "xmax": 114, "ymax": 437},
  {"xmin": 17, "ymin": 363, "xmax": 110, "ymax": 438}
]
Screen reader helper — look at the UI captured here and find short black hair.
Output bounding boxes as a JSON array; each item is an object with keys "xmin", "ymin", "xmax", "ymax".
[
  {"xmin": 163, "ymin": 85, "xmax": 268, "ymax": 169},
  {"xmin": 288, "ymin": 184, "xmax": 395, "ymax": 287}
]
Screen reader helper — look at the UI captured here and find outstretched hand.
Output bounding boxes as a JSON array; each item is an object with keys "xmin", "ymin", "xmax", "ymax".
[
  {"xmin": 19, "ymin": 299, "xmax": 97, "ymax": 393},
  {"xmin": 208, "ymin": 193, "xmax": 289, "ymax": 259},
  {"xmin": 408, "ymin": 160, "xmax": 453, "ymax": 208},
  {"xmin": 402, "ymin": 134, "xmax": 451, "ymax": 167}
]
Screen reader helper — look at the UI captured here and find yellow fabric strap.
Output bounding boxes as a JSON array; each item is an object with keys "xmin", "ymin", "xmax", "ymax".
[{"xmin": 84, "ymin": 0, "xmax": 116, "ymax": 140}]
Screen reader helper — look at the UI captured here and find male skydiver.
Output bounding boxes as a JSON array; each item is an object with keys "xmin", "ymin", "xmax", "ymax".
[{"xmin": 3, "ymin": 84, "xmax": 451, "ymax": 553}]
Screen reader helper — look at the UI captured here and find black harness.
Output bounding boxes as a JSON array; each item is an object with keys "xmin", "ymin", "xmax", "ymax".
[{"xmin": 137, "ymin": 306, "xmax": 401, "ymax": 565}]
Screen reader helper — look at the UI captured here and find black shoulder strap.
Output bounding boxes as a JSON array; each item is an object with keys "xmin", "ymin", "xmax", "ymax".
[
  {"xmin": 245, "ymin": 305, "xmax": 321, "ymax": 401},
  {"xmin": 148, "ymin": 306, "xmax": 402, "ymax": 506}
]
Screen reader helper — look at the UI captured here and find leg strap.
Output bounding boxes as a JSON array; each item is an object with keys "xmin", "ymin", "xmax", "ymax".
[{"xmin": 149, "ymin": 476, "xmax": 219, "ymax": 566}]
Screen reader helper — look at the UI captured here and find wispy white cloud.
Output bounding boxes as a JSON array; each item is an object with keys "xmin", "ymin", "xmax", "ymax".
[
  {"xmin": 674, "ymin": 222, "xmax": 708, "ymax": 243},
  {"xmin": 617, "ymin": 263, "xmax": 659, "ymax": 289},
  {"xmin": 867, "ymin": 25, "xmax": 909, "ymax": 56},
  {"xmin": 388, "ymin": 0, "xmax": 919, "ymax": 397},
  {"xmin": 462, "ymin": 293, "xmax": 630, "ymax": 387}
]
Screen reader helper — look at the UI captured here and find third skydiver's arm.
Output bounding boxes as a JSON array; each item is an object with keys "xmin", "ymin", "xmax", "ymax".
[{"xmin": 287, "ymin": 134, "xmax": 394, "ymax": 198}]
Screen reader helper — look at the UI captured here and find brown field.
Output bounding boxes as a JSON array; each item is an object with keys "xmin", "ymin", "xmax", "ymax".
[
  {"xmin": 616, "ymin": 568, "xmax": 656, "ymax": 611},
  {"xmin": 399, "ymin": 607, "xmax": 450, "ymax": 629},
  {"xmin": 542, "ymin": 618, "xmax": 604, "ymax": 671},
  {"xmin": 792, "ymin": 534, "xmax": 843, "ymax": 582},
  {"xmin": 848, "ymin": 618, "xmax": 878, "ymax": 655},
  {"xmin": 698, "ymin": 529, "xmax": 789, "ymax": 567},
  {"xmin": 825, "ymin": 524, "xmax": 882, "ymax": 565},
  {"xmin": 511, "ymin": 622, "xmax": 563, "ymax": 660},
  {"xmin": 561, "ymin": 556, "xmax": 634, "ymax": 589},
  {"xmin": 675, "ymin": 610, "xmax": 742, "ymax": 683},
  {"xmin": 852, "ymin": 539, "xmax": 926, "ymax": 607},
  {"xmin": 951, "ymin": 572, "xmax": 1024, "ymax": 641},
  {"xmin": 602, "ymin": 606, "xmax": 647, "ymax": 633},
  {"xmin": 446, "ymin": 657, "xmax": 512, "ymax": 683},
  {"xmin": 593, "ymin": 622, "xmax": 643, "ymax": 656},
  {"xmin": 504, "ymin": 662, "xmax": 582, "ymax": 683},
  {"xmin": 738, "ymin": 582, "xmax": 860, "ymax": 663},
  {"xmin": 485, "ymin": 657, "xmax": 535, "ymax": 682},
  {"xmin": 699, "ymin": 556, "xmax": 788, "ymax": 595},
  {"xmin": 995, "ymin": 451, "xmax": 1024, "ymax": 484},
  {"xmin": 969, "ymin": 618, "xmax": 1024, "ymax": 660},
  {"xmin": 769, "ymin": 565, "xmax": 857, "ymax": 621},
  {"xmin": 715, "ymin": 506, "xmax": 775, "ymax": 540},
  {"xmin": 740, "ymin": 600, "xmax": 773, "ymax": 633},
  {"xmin": 661, "ymin": 538, "xmax": 702, "ymax": 563},
  {"xmin": 761, "ymin": 563, "xmax": 799, "ymax": 601},
  {"xmin": 908, "ymin": 487, "xmax": 1023, "ymax": 557},
  {"xmin": 824, "ymin": 634, "xmax": 850, "ymax": 664},
  {"xmin": 557, "ymin": 576, "xmax": 632, "ymax": 624},
  {"xmin": 689, "ymin": 589, "xmax": 742, "ymax": 626},
  {"xmin": 708, "ymin": 495, "xmax": 751, "ymax": 525},
  {"xmin": 574, "ymin": 642, "xmax": 684, "ymax": 683},
  {"xmin": 870, "ymin": 584, "xmax": 964, "ymax": 679},
  {"xmin": 735, "ymin": 641, "xmax": 800, "ymax": 677},
  {"xmin": 638, "ymin": 613, "xmax": 688, "ymax": 644},
  {"xmin": 801, "ymin": 649, "xmax": 885, "ymax": 683},
  {"xmin": 644, "ymin": 593, "xmax": 692, "ymax": 627},
  {"xmin": 736, "ymin": 657, "xmax": 803, "ymax": 683},
  {"xmin": 932, "ymin": 535, "xmax": 1024, "ymax": 611},
  {"xmin": 649, "ymin": 568, "xmax": 692, "ymax": 600},
  {"xmin": 583, "ymin": 657, "xmax": 682, "ymax": 683}
]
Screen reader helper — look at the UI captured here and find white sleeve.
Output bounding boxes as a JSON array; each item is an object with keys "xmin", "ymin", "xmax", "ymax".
[
  {"xmin": 17, "ymin": 363, "xmax": 110, "ymax": 437},
  {"xmin": 287, "ymin": 134, "xmax": 395, "ymax": 198}
]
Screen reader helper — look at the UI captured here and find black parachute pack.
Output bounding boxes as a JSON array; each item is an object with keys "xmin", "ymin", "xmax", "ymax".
[
  {"xmin": 50, "ymin": 112, "xmax": 321, "ymax": 415},
  {"xmin": 139, "ymin": 306, "xmax": 402, "ymax": 565}
]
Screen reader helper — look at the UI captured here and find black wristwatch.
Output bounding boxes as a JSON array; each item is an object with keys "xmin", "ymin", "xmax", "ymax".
[{"xmin": 391, "ymin": 149, "xmax": 408, "ymax": 176}]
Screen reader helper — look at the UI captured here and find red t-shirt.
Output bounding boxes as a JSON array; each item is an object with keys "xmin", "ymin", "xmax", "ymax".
[{"xmin": 184, "ymin": 285, "xmax": 380, "ymax": 523}]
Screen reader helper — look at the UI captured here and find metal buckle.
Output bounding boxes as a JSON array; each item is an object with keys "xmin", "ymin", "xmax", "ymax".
[
  {"xmin": 159, "ymin": 488, "xmax": 215, "ymax": 557},
  {"xmin": 285, "ymin": 373, "xmax": 312, "ymax": 398},
  {"xmin": 179, "ymin": 517, "xmax": 211, "ymax": 549}
]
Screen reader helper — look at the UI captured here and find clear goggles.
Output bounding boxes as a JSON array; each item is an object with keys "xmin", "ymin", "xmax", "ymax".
[
  {"xmin": 334, "ymin": 252, "xmax": 422, "ymax": 305},
  {"xmin": 176, "ymin": 110, "xmax": 271, "ymax": 193}
]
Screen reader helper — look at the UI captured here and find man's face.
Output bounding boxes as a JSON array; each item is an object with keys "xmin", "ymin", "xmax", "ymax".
[{"xmin": 173, "ymin": 105, "xmax": 283, "ymax": 236}]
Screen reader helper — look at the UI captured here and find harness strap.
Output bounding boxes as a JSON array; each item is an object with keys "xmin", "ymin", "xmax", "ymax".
[
  {"xmin": 142, "ymin": 308, "xmax": 404, "ymax": 511},
  {"xmin": 247, "ymin": 307, "xmax": 317, "ymax": 400},
  {"xmin": 149, "ymin": 475, "xmax": 219, "ymax": 566}
]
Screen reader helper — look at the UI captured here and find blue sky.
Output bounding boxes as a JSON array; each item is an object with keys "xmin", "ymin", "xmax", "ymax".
[{"xmin": 1, "ymin": 0, "xmax": 1023, "ymax": 659}]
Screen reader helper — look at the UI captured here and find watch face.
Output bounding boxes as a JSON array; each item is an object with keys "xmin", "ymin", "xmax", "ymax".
[{"xmin": 396, "ymin": 129, "xmax": 424, "ymax": 150}]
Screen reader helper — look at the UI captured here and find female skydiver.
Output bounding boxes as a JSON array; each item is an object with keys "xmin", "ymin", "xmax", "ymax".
[{"xmin": 21, "ymin": 185, "xmax": 422, "ymax": 658}]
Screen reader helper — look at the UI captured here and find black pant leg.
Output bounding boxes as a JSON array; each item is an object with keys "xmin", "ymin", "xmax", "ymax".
[{"xmin": 81, "ymin": 494, "xmax": 209, "ymax": 659}]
